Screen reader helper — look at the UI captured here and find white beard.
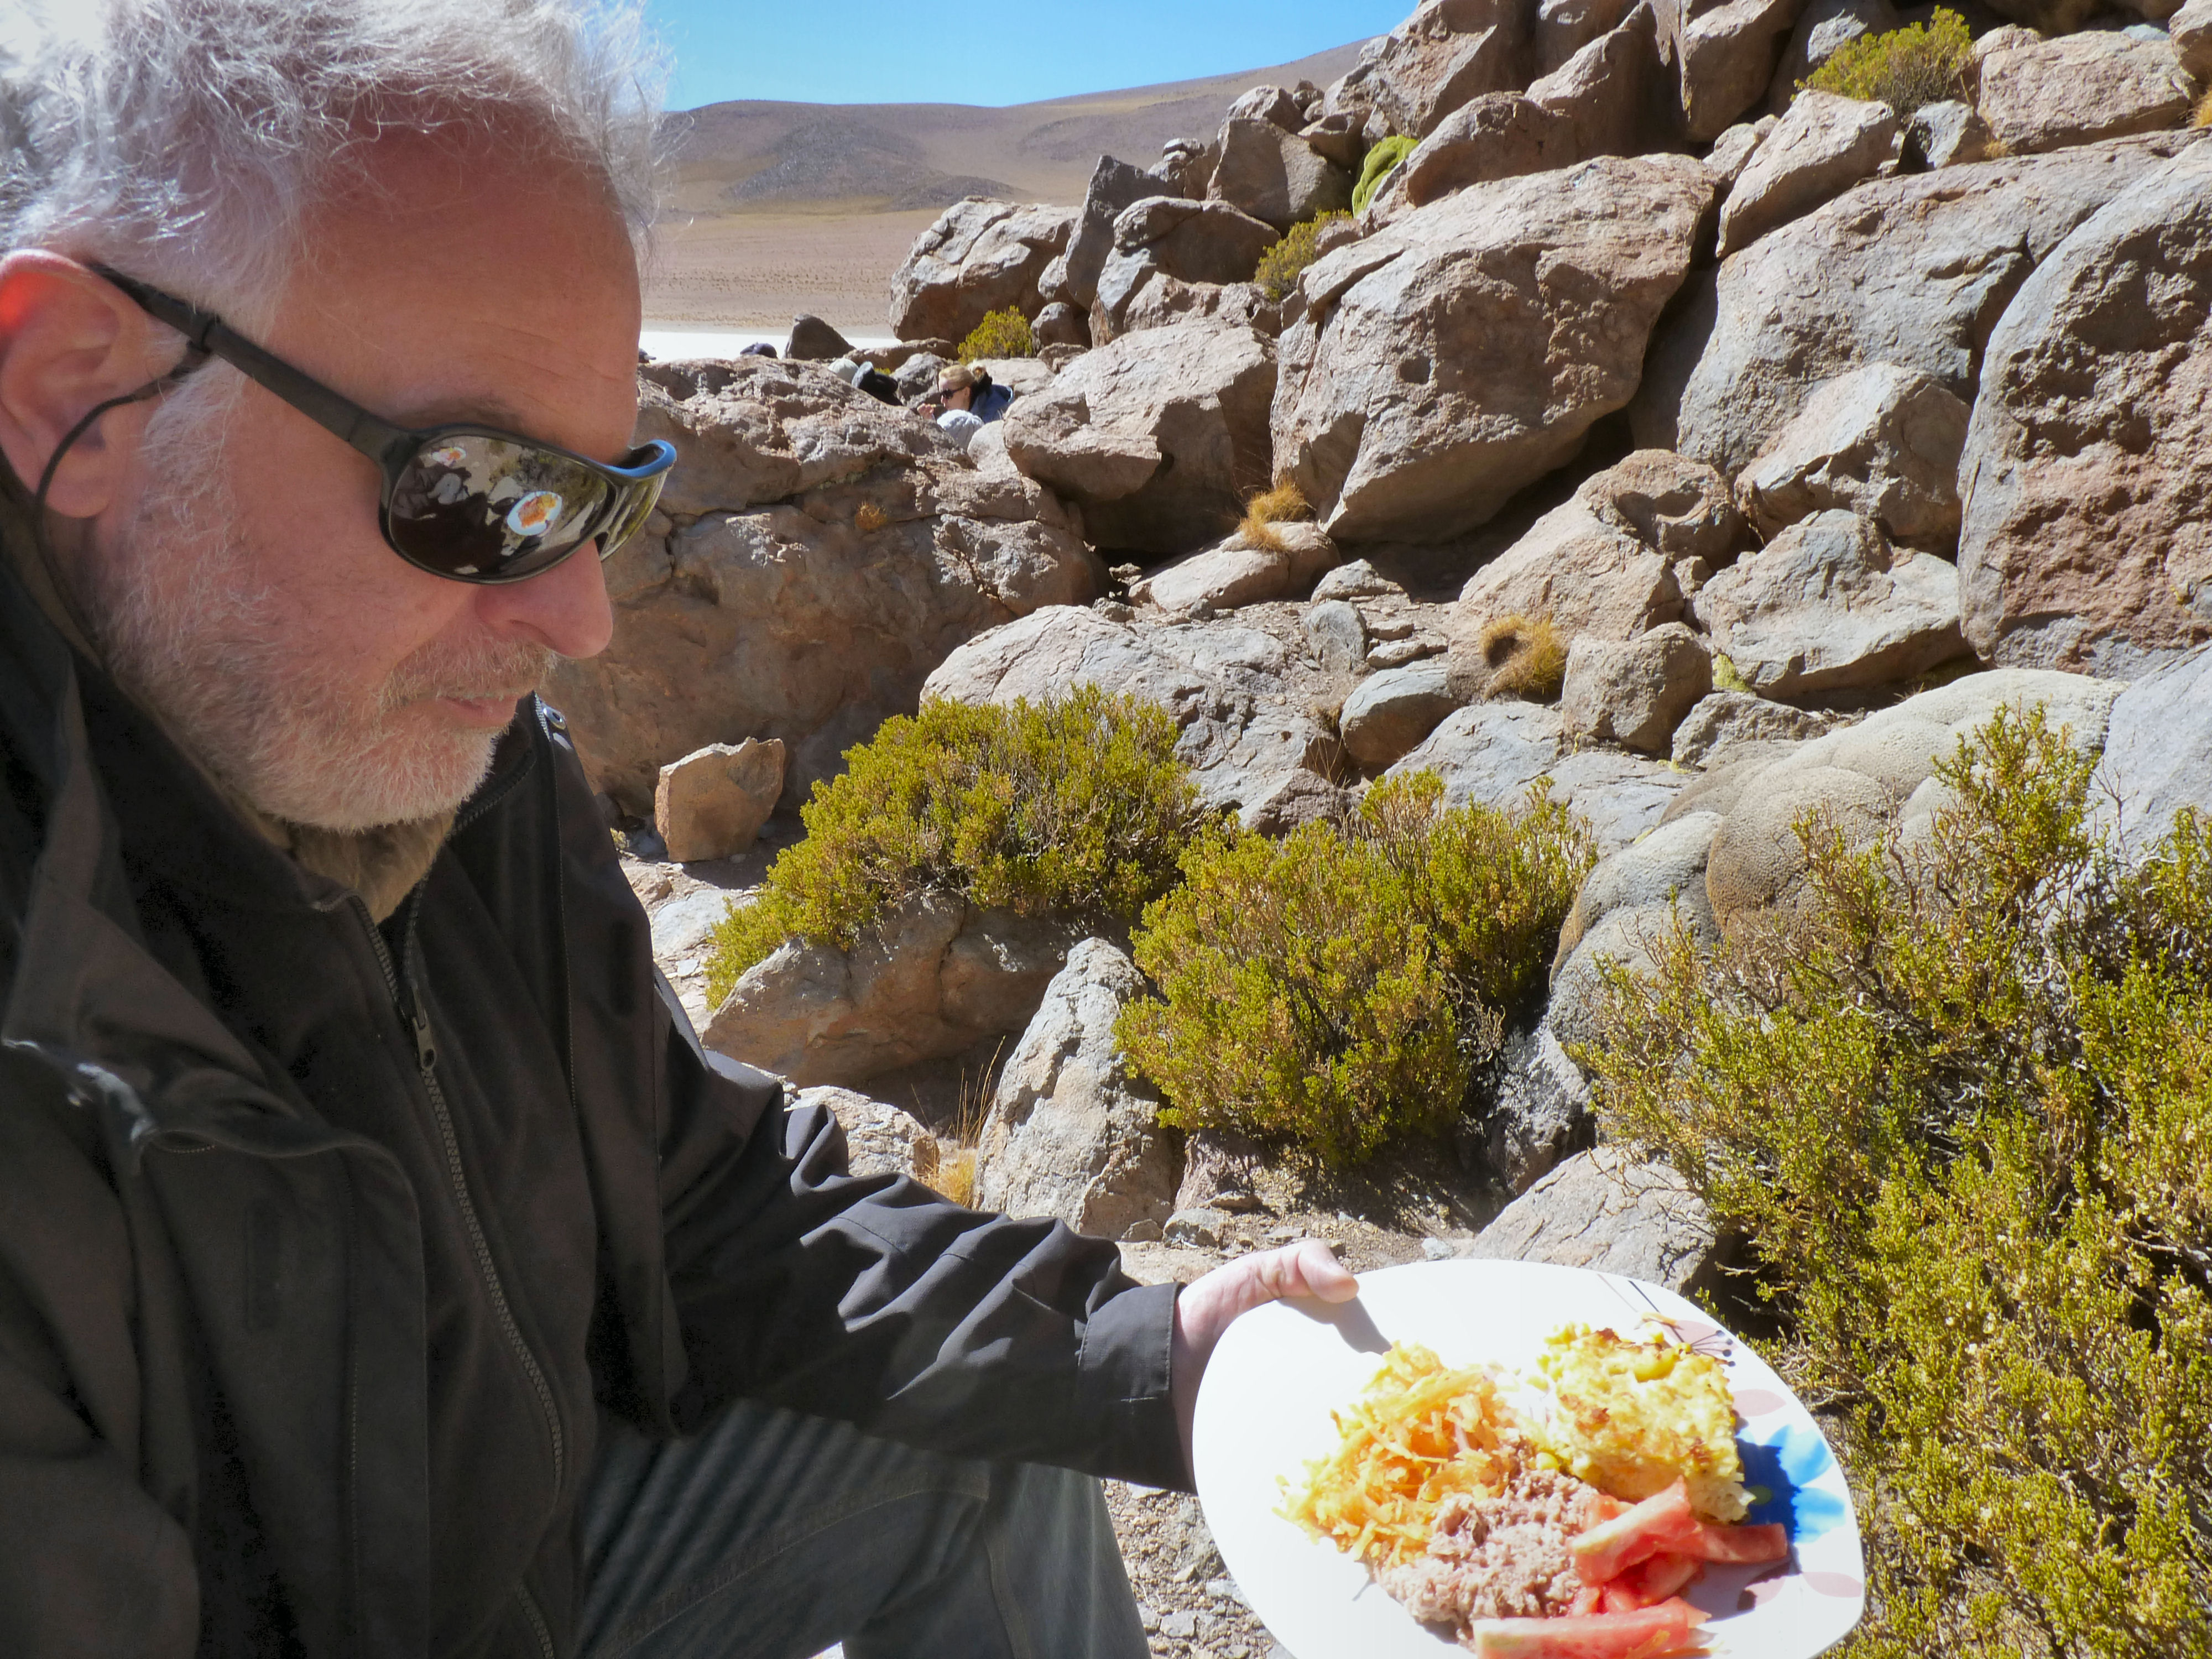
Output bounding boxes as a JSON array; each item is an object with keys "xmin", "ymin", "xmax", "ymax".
[{"xmin": 85, "ymin": 376, "xmax": 552, "ymax": 832}]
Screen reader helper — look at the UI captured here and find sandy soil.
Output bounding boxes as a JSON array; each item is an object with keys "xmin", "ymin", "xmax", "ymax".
[{"xmin": 645, "ymin": 207, "xmax": 943, "ymax": 333}]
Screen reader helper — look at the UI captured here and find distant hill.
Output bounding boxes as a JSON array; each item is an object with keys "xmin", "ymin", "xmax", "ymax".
[{"xmin": 649, "ymin": 38, "xmax": 1371, "ymax": 332}]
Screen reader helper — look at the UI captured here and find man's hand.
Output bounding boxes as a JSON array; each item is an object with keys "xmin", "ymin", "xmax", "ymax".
[{"xmin": 1170, "ymin": 1240, "xmax": 1359, "ymax": 1476}]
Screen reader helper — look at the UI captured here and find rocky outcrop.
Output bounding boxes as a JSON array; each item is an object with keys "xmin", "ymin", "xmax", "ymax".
[
  {"xmin": 705, "ymin": 891, "xmax": 1081, "ymax": 1085},
  {"xmin": 1956, "ymin": 144, "xmax": 2212, "ymax": 679},
  {"xmin": 888, "ymin": 200, "xmax": 1075, "ymax": 343},
  {"xmin": 1385, "ymin": 94, "xmax": 1575, "ymax": 211},
  {"xmin": 1389, "ymin": 699, "xmax": 1689, "ymax": 853},
  {"xmin": 925, "ymin": 605, "xmax": 1332, "ymax": 818},
  {"xmin": 1559, "ymin": 623, "xmax": 1713, "ymax": 753},
  {"xmin": 1714, "ymin": 88, "xmax": 1896, "ymax": 258},
  {"xmin": 1452, "ymin": 450, "xmax": 1740, "ymax": 654},
  {"xmin": 1736, "ymin": 363, "xmax": 1971, "ymax": 547},
  {"xmin": 2092, "ymin": 644, "xmax": 2212, "ymax": 849},
  {"xmin": 1274, "ymin": 154, "xmax": 1716, "ymax": 542},
  {"xmin": 1091, "ymin": 197, "xmax": 1281, "ymax": 341},
  {"xmin": 1975, "ymin": 32, "xmax": 2195, "ymax": 156},
  {"xmin": 1064, "ymin": 156, "xmax": 1174, "ymax": 311},
  {"xmin": 1331, "ymin": 0, "xmax": 1534, "ymax": 138},
  {"xmin": 1208, "ymin": 117, "xmax": 1353, "ymax": 231},
  {"xmin": 1526, "ymin": 2, "xmax": 1670, "ymax": 161},
  {"xmin": 1000, "ymin": 320, "xmax": 1276, "ymax": 556},
  {"xmin": 654, "ymin": 738, "xmax": 785, "ymax": 863},
  {"xmin": 975, "ymin": 939, "xmax": 1182, "ymax": 1241},
  {"xmin": 1657, "ymin": 0, "xmax": 1808, "ymax": 142},
  {"xmin": 1548, "ymin": 807, "xmax": 1723, "ymax": 1051},
  {"xmin": 1465, "ymin": 1147, "xmax": 1721, "ymax": 1293},
  {"xmin": 547, "ymin": 359, "xmax": 1100, "ymax": 813},
  {"xmin": 1700, "ymin": 669, "xmax": 2122, "ymax": 926},
  {"xmin": 1907, "ymin": 100, "xmax": 1995, "ymax": 169},
  {"xmin": 1482, "ymin": 1025, "xmax": 1595, "ymax": 1194},
  {"xmin": 1695, "ymin": 509, "xmax": 1964, "ymax": 695},
  {"xmin": 1670, "ymin": 689, "xmax": 1847, "ymax": 767},
  {"xmin": 2176, "ymin": 0, "xmax": 2212, "ymax": 80},
  {"xmin": 1128, "ymin": 525, "xmax": 1338, "ymax": 615},
  {"xmin": 1647, "ymin": 133, "xmax": 2196, "ymax": 473}
]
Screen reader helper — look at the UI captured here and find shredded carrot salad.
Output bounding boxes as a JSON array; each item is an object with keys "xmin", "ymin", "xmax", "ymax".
[{"xmin": 1283, "ymin": 1343, "xmax": 1515, "ymax": 1568}]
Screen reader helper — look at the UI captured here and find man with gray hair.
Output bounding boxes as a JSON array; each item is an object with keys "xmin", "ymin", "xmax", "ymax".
[{"xmin": 0, "ymin": 2, "xmax": 1354, "ymax": 1655}]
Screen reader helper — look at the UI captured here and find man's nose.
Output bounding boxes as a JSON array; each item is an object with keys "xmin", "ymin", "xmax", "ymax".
[{"xmin": 473, "ymin": 540, "xmax": 614, "ymax": 660}]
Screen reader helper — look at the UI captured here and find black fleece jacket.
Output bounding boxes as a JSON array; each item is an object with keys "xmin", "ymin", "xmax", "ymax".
[{"xmin": 0, "ymin": 535, "xmax": 1181, "ymax": 1657}]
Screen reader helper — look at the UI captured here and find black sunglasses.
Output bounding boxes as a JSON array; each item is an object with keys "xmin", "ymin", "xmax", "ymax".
[{"xmin": 93, "ymin": 266, "xmax": 676, "ymax": 585}]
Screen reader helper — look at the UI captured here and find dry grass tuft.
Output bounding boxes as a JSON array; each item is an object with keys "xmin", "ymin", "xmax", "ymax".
[
  {"xmin": 934, "ymin": 1040, "xmax": 1004, "ymax": 1208},
  {"xmin": 855, "ymin": 501, "xmax": 888, "ymax": 534},
  {"xmin": 2196, "ymin": 87, "xmax": 2212, "ymax": 129},
  {"xmin": 1238, "ymin": 478, "xmax": 1313, "ymax": 550},
  {"xmin": 1478, "ymin": 614, "xmax": 1567, "ymax": 702}
]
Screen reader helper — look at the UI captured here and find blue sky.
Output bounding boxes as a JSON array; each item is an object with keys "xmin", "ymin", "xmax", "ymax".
[{"xmin": 643, "ymin": 0, "xmax": 1405, "ymax": 111}]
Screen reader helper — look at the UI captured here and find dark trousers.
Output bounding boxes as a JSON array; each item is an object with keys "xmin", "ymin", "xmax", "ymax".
[{"xmin": 578, "ymin": 1399, "xmax": 1151, "ymax": 1658}]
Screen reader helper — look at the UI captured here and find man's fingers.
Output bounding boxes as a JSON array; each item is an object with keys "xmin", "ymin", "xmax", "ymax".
[{"xmin": 1252, "ymin": 1239, "xmax": 1358, "ymax": 1306}]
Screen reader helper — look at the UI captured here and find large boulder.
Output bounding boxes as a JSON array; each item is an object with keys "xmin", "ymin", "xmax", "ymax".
[
  {"xmin": 1695, "ymin": 509, "xmax": 1965, "ymax": 695},
  {"xmin": 704, "ymin": 891, "xmax": 1080, "ymax": 1086},
  {"xmin": 547, "ymin": 360, "xmax": 1100, "ymax": 813},
  {"xmin": 974, "ymin": 938, "xmax": 1182, "ymax": 1241},
  {"xmin": 1274, "ymin": 154, "xmax": 1717, "ymax": 543},
  {"xmin": 1208, "ymin": 117, "xmax": 1353, "ymax": 231},
  {"xmin": 653, "ymin": 737, "xmax": 784, "ymax": 863},
  {"xmin": 1656, "ymin": 0, "xmax": 1809, "ymax": 142},
  {"xmin": 1538, "ymin": 0, "xmax": 1639, "ymax": 74},
  {"xmin": 2091, "ymin": 643, "xmax": 2212, "ymax": 849},
  {"xmin": 1975, "ymin": 33, "xmax": 2195, "ymax": 158},
  {"xmin": 1559, "ymin": 623, "xmax": 1713, "ymax": 753},
  {"xmin": 2176, "ymin": 0, "xmax": 2212, "ymax": 80},
  {"xmin": 1385, "ymin": 94, "xmax": 1576, "ymax": 212},
  {"xmin": 1525, "ymin": 1, "xmax": 1672, "ymax": 162},
  {"xmin": 1330, "ymin": 0, "xmax": 1534, "ymax": 139},
  {"xmin": 924, "ymin": 605, "xmax": 1331, "ymax": 818},
  {"xmin": 1387, "ymin": 699, "xmax": 1689, "ymax": 854},
  {"xmin": 1671, "ymin": 688, "xmax": 1848, "ymax": 766},
  {"xmin": 1064, "ymin": 155, "xmax": 1174, "ymax": 310},
  {"xmin": 1451, "ymin": 450, "xmax": 1740, "ymax": 655},
  {"xmin": 1465, "ymin": 1148, "xmax": 1721, "ymax": 1293},
  {"xmin": 1000, "ymin": 320, "xmax": 1276, "ymax": 557},
  {"xmin": 1955, "ymin": 144, "xmax": 2212, "ymax": 679},
  {"xmin": 1091, "ymin": 197, "xmax": 1281, "ymax": 340},
  {"xmin": 1714, "ymin": 88, "xmax": 1897, "ymax": 258},
  {"xmin": 1736, "ymin": 362, "xmax": 1971, "ymax": 547},
  {"xmin": 1700, "ymin": 669, "xmax": 2123, "ymax": 926},
  {"xmin": 1482, "ymin": 1024, "xmax": 1597, "ymax": 1194},
  {"xmin": 1647, "ymin": 133, "xmax": 2197, "ymax": 472},
  {"xmin": 888, "ymin": 199, "xmax": 1075, "ymax": 343},
  {"xmin": 1339, "ymin": 659, "xmax": 1462, "ymax": 770}
]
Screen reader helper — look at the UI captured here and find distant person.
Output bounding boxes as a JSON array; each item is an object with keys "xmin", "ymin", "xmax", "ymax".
[
  {"xmin": 931, "ymin": 362, "xmax": 1011, "ymax": 451},
  {"xmin": 827, "ymin": 354, "xmax": 902, "ymax": 408}
]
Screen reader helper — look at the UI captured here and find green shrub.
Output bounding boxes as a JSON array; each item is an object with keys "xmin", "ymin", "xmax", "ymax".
[
  {"xmin": 704, "ymin": 689, "xmax": 1199, "ymax": 1004},
  {"xmin": 1253, "ymin": 211, "xmax": 1351, "ymax": 301},
  {"xmin": 1584, "ymin": 706, "xmax": 2212, "ymax": 1657},
  {"xmin": 1804, "ymin": 8, "xmax": 1974, "ymax": 119},
  {"xmin": 1352, "ymin": 135, "xmax": 1416, "ymax": 215},
  {"xmin": 955, "ymin": 306, "xmax": 1036, "ymax": 361},
  {"xmin": 1118, "ymin": 771, "xmax": 1595, "ymax": 1164}
]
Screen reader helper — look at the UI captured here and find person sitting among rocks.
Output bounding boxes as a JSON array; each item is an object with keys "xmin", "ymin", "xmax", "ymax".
[
  {"xmin": 929, "ymin": 362, "xmax": 1013, "ymax": 450},
  {"xmin": 0, "ymin": 2, "xmax": 1354, "ymax": 1655}
]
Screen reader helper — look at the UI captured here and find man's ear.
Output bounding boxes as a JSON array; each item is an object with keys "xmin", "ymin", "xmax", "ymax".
[{"xmin": 0, "ymin": 251, "xmax": 175, "ymax": 518}]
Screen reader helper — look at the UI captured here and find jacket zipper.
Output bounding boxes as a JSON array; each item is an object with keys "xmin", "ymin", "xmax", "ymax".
[
  {"xmin": 351, "ymin": 895, "xmax": 568, "ymax": 1511},
  {"xmin": 517, "ymin": 1581, "xmax": 558, "ymax": 1659}
]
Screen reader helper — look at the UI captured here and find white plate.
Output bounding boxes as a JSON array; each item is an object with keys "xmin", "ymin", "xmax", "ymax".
[{"xmin": 1193, "ymin": 1260, "xmax": 1865, "ymax": 1659}]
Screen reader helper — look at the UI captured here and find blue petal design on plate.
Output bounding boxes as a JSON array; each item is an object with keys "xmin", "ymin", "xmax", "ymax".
[{"xmin": 1739, "ymin": 1421, "xmax": 1848, "ymax": 1542}]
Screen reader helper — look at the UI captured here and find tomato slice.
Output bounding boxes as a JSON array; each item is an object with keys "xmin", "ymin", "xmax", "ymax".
[
  {"xmin": 1611, "ymin": 1550, "xmax": 1704, "ymax": 1609},
  {"xmin": 1570, "ymin": 1481, "xmax": 1703, "ymax": 1584},
  {"xmin": 1468, "ymin": 1598, "xmax": 1710, "ymax": 1658},
  {"xmin": 1689, "ymin": 1520, "xmax": 1790, "ymax": 1565},
  {"xmin": 1568, "ymin": 1584, "xmax": 1605, "ymax": 1617}
]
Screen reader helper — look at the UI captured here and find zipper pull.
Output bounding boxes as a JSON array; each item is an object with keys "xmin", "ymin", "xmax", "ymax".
[{"xmin": 409, "ymin": 1008, "xmax": 437, "ymax": 1074}]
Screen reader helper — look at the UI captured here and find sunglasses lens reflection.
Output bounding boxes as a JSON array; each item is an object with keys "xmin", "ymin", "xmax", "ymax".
[{"xmin": 388, "ymin": 435, "xmax": 612, "ymax": 580}]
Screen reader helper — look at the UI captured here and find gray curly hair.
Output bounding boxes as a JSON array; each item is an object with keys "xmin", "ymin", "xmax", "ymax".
[{"xmin": 0, "ymin": 0, "xmax": 663, "ymax": 326}]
